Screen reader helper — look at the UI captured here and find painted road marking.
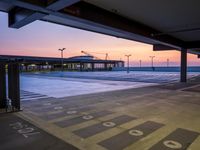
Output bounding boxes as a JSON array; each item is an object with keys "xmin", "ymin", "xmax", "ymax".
[
  {"xmin": 39, "ymin": 107, "xmax": 93, "ymax": 121},
  {"xmin": 43, "ymin": 103, "xmax": 52, "ymax": 106},
  {"xmin": 149, "ymin": 128, "xmax": 199, "ymax": 150},
  {"xmin": 20, "ymin": 90, "xmax": 49, "ymax": 101},
  {"xmin": 67, "ymin": 110, "xmax": 77, "ymax": 114},
  {"xmin": 98, "ymin": 121, "xmax": 164, "ymax": 150},
  {"xmin": 9, "ymin": 122, "xmax": 40, "ymax": 138},
  {"xmin": 128, "ymin": 129, "xmax": 144, "ymax": 136},
  {"xmin": 39, "ymin": 111, "xmax": 68, "ymax": 121},
  {"xmin": 82, "ymin": 115, "xmax": 94, "ymax": 120},
  {"xmin": 163, "ymin": 140, "xmax": 182, "ymax": 149},
  {"xmin": 102, "ymin": 122, "xmax": 116, "ymax": 127},
  {"xmin": 55, "ymin": 110, "xmax": 113, "ymax": 128},
  {"xmin": 54, "ymin": 106, "xmax": 63, "ymax": 110},
  {"xmin": 74, "ymin": 115, "xmax": 136, "ymax": 138},
  {"xmin": 0, "ymin": 114, "xmax": 79, "ymax": 150}
]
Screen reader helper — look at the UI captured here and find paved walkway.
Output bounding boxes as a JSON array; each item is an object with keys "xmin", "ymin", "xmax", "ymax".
[
  {"xmin": 0, "ymin": 114, "xmax": 79, "ymax": 150},
  {"xmin": 20, "ymin": 76, "xmax": 157, "ymax": 99},
  {"xmin": 1, "ymin": 75, "xmax": 200, "ymax": 150}
]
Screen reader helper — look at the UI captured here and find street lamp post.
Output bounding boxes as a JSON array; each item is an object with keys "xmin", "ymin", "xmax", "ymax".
[
  {"xmin": 167, "ymin": 58, "xmax": 169, "ymax": 67},
  {"xmin": 58, "ymin": 48, "xmax": 66, "ymax": 71},
  {"xmin": 149, "ymin": 56, "xmax": 155, "ymax": 70},
  {"xmin": 125, "ymin": 54, "xmax": 131, "ymax": 73}
]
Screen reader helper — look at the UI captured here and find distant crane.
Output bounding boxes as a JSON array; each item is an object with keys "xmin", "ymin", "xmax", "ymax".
[{"xmin": 81, "ymin": 51, "xmax": 109, "ymax": 60}]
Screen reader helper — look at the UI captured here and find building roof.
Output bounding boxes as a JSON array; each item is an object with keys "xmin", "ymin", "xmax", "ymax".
[
  {"xmin": 67, "ymin": 55, "xmax": 94, "ymax": 60},
  {"xmin": 0, "ymin": 55, "xmax": 124, "ymax": 64}
]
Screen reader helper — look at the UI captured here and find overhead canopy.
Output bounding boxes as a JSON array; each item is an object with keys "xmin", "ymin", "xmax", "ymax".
[{"xmin": 0, "ymin": 0, "xmax": 200, "ymax": 55}]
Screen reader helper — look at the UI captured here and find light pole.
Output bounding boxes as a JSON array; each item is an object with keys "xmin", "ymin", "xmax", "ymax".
[
  {"xmin": 167, "ymin": 58, "xmax": 169, "ymax": 67},
  {"xmin": 125, "ymin": 54, "xmax": 131, "ymax": 73},
  {"xmin": 149, "ymin": 56, "xmax": 155, "ymax": 70},
  {"xmin": 149, "ymin": 56, "xmax": 155, "ymax": 71},
  {"xmin": 58, "ymin": 48, "xmax": 66, "ymax": 71}
]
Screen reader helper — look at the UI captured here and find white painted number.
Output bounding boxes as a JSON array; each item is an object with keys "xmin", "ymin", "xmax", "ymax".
[
  {"xmin": 18, "ymin": 127, "xmax": 34, "ymax": 134},
  {"xmin": 9, "ymin": 122, "xmax": 40, "ymax": 138}
]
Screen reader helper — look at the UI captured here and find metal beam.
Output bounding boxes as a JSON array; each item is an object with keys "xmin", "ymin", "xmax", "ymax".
[
  {"xmin": 180, "ymin": 49, "xmax": 187, "ymax": 83},
  {"xmin": 153, "ymin": 44, "xmax": 176, "ymax": 51},
  {"xmin": 8, "ymin": 7, "xmax": 46, "ymax": 28},
  {"xmin": 185, "ymin": 41, "xmax": 200, "ymax": 49},
  {"xmin": 7, "ymin": 0, "xmax": 80, "ymax": 28},
  {"xmin": 47, "ymin": 0, "xmax": 80, "ymax": 11},
  {"xmin": 188, "ymin": 49, "xmax": 200, "ymax": 55},
  {"xmin": 0, "ymin": 63, "xmax": 7, "ymax": 108}
]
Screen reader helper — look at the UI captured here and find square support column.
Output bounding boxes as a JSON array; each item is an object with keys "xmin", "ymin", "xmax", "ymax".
[
  {"xmin": 180, "ymin": 49, "xmax": 187, "ymax": 82},
  {"xmin": 8, "ymin": 63, "xmax": 20, "ymax": 110},
  {"xmin": 0, "ymin": 63, "xmax": 7, "ymax": 108}
]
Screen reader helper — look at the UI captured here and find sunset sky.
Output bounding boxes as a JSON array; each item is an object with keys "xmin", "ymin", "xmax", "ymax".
[{"xmin": 0, "ymin": 12, "xmax": 199, "ymax": 66}]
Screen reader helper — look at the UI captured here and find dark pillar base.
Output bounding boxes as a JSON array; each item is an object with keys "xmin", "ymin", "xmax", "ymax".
[
  {"xmin": 180, "ymin": 49, "xmax": 187, "ymax": 82},
  {"xmin": 8, "ymin": 63, "xmax": 20, "ymax": 110},
  {"xmin": 0, "ymin": 63, "xmax": 7, "ymax": 108}
]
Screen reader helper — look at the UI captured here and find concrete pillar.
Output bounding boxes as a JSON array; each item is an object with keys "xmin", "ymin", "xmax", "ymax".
[
  {"xmin": 0, "ymin": 63, "xmax": 7, "ymax": 108},
  {"xmin": 70, "ymin": 64, "xmax": 72, "ymax": 70},
  {"xmin": 104, "ymin": 63, "xmax": 108, "ymax": 70},
  {"xmin": 8, "ymin": 63, "xmax": 20, "ymax": 110},
  {"xmin": 80, "ymin": 63, "xmax": 83, "ymax": 71},
  {"xmin": 91, "ymin": 63, "xmax": 94, "ymax": 71},
  {"xmin": 180, "ymin": 49, "xmax": 187, "ymax": 82}
]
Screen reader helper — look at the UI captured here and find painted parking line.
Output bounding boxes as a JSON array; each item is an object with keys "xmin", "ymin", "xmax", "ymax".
[
  {"xmin": 20, "ymin": 91, "xmax": 49, "ymax": 101},
  {"xmin": 28, "ymin": 104, "xmax": 73, "ymax": 113},
  {"xmin": 39, "ymin": 107, "xmax": 93, "ymax": 121},
  {"xmin": 39, "ymin": 111, "xmax": 68, "ymax": 121},
  {"xmin": 55, "ymin": 110, "xmax": 113, "ymax": 128},
  {"xmin": 21, "ymin": 93, "xmax": 43, "ymax": 96},
  {"xmin": 21, "ymin": 94, "xmax": 47, "ymax": 98},
  {"xmin": 29, "ymin": 102, "xmax": 94, "ymax": 114},
  {"xmin": 149, "ymin": 128, "xmax": 199, "ymax": 150},
  {"xmin": 98, "ymin": 121, "xmax": 164, "ymax": 150},
  {"xmin": 73, "ymin": 115, "xmax": 136, "ymax": 138},
  {"xmin": 0, "ymin": 114, "xmax": 79, "ymax": 150},
  {"xmin": 28, "ymin": 106, "xmax": 58, "ymax": 113}
]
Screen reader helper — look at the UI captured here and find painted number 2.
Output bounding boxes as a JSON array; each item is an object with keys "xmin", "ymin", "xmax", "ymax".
[{"xmin": 9, "ymin": 122, "xmax": 40, "ymax": 138}]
